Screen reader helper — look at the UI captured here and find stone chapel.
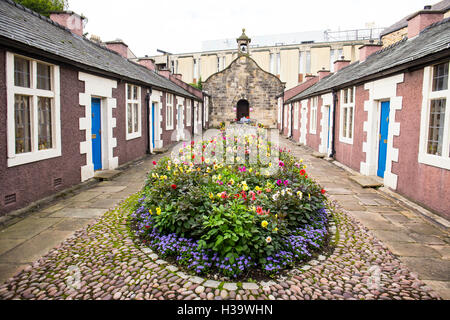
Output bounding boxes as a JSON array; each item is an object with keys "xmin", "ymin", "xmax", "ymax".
[{"xmin": 203, "ymin": 29, "xmax": 285, "ymax": 128}]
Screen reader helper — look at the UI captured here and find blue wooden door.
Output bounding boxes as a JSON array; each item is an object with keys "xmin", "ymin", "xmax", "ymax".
[
  {"xmin": 151, "ymin": 103, "xmax": 155, "ymax": 149},
  {"xmin": 91, "ymin": 98, "xmax": 102, "ymax": 171},
  {"xmin": 377, "ymin": 101, "xmax": 390, "ymax": 178}
]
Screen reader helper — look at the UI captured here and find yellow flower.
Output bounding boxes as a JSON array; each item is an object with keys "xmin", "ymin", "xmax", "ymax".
[
  {"xmin": 255, "ymin": 186, "xmax": 262, "ymax": 191},
  {"xmin": 261, "ymin": 221, "xmax": 268, "ymax": 228},
  {"xmin": 209, "ymin": 192, "xmax": 214, "ymax": 200},
  {"xmin": 156, "ymin": 207, "xmax": 162, "ymax": 216},
  {"xmin": 273, "ymin": 228, "xmax": 278, "ymax": 232},
  {"xmin": 249, "ymin": 168, "xmax": 253, "ymax": 173},
  {"xmin": 229, "ymin": 179, "xmax": 235, "ymax": 185},
  {"xmin": 167, "ymin": 166, "xmax": 171, "ymax": 171},
  {"xmin": 242, "ymin": 185, "xmax": 249, "ymax": 191},
  {"xmin": 149, "ymin": 209, "xmax": 153, "ymax": 215}
]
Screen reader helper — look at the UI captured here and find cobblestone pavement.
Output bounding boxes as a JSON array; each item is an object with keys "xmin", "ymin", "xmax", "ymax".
[{"xmin": 0, "ymin": 137, "xmax": 448, "ymax": 300}]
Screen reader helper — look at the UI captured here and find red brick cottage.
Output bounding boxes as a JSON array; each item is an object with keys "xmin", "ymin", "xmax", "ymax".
[
  {"xmin": 282, "ymin": 10, "xmax": 450, "ymax": 219},
  {"xmin": 0, "ymin": 0, "xmax": 205, "ymax": 215}
]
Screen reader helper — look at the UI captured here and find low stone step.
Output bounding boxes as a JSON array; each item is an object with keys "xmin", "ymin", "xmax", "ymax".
[
  {"xmin": 349, "ymin": 175, "xmax": 383, "ymax": 188},
  {"xmin": 94, "ymin": 170, "xmax": 122, "ymax": 181},
  {"xmin": 153, "ymin": 148, "xmax": 169, "ymax": 154},
  {"xmin": 312, "ymin": 152, "xmax": 326, "ymax": 159}
]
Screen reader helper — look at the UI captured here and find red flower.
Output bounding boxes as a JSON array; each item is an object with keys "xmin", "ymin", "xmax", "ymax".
[
  {"xmin": 234, "ymin": 194, "xmax": 240, "ymax": 199},
  {"xmin": 300, "ymin": 169, "xmax": 306, "ymax": 176},
  {"xmin": 191, "ymin": 141, "xmax": 195, "ymax": 145},
  {"xmin": 152, "ymin": 161, "xmax": 157, "ymax": 166},
  {"xmin": 256, "ymin": 207, "xmax": 263, "ymax": 215},
  {"xmin": 145, "ymin": 225, "xmax": 151, "ymax": 229},
  {"xmin": 192, "ymin": 155, "xmax": 195, "ymax": 159},
  {"xmin": 201, "ymin": 156, "xmax": 205, "ymax": 162},
  {"xmin": 321, "ymin": 189, "xmax": 326, "ymax": 194},
  {"xmin": 171, "ymin": 184, "xmax": 177, "ymax": 190}
]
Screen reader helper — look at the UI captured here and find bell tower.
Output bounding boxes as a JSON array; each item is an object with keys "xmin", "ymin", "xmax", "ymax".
[{"xmin": 236, "ymin": 28, "xmax": 251, "ymax": 56}]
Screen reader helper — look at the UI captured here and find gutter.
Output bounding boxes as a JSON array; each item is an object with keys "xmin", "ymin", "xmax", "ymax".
[{"xmin": 0, "ymin": 37, "xmax": 201, "ymax": 102}]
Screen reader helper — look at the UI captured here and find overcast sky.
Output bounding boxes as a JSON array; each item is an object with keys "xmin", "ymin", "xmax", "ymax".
[{"xmin": 68, "ymin": 0, "xmax": 435, "ymax": 57}]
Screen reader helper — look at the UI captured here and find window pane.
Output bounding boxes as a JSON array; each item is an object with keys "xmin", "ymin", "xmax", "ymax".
[
  {"xmin": 133, "ymin": 86, "xmax": 138, "ymax": 100},
  {"xmin": 127, "ymin": 85, "xmax": 132, "ymax": 100},
  {"xmin": 37, "ymin": 63, "xmax": 51, "ymax": 90},
  {"xmin": 344, "ymin": 89, "xmax": 348, "ymax": 104},
  {"xmin": 427, "ymin": 99, "xmax": 446, "ymax": 156},
  {"xmin": 38, "ymin": 97, "xmax": 53, "ymax": 150},
  {"xmin": 432, "ymin": 62, "xmax": 448, "ymax": 92},
  {"xmin": 305, "ymin": 52, "xmax": 311, "ymax": 74},
  {"xmin": 133, "ymin": 103, "xmax": 139, "ymax": 133},
  {"xmin": 343, "ymin": 107, "xmax": 348, "ymax": 138},
  {"xmin": 350, "ymin": 87, "xmax": 354, "ymax": 103},
  {"xmin": 127, "ymin": 103, "xmax": 133, "ymax": 134},
  {"xmin": 14, "ymin": 95, "xmax": 31, "ymax": 154},
  {"xmin": 14, "ymin": 57, "xmax": 30, "ymax": 88}
]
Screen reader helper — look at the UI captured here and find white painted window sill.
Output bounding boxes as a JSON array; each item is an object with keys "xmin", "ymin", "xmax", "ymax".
[{"xmin": 8, "ymin": 149, "xmax": 62, "ymax": 167}]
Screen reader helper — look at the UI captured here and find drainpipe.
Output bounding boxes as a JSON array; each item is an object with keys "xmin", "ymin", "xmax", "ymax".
[
  {"xmin": 281, "ymin": 102, "xmax": 285, "ymax": 135},
  {"xmin": 145, "ymin": 88, "xmax": 151, "ymax": 154},
  {"xmin": 330, "ymin": 90, "xmax": 337, "ymax": 158}
]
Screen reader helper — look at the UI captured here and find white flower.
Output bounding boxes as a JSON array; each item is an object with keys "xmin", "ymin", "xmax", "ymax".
[{"xmin": 266, "ymin": 236, "xmax": 272, "ymax": 244}]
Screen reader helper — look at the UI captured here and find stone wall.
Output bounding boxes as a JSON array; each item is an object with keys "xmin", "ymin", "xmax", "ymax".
[
  {"xmin": 381, "ymin": 28, "xmax": 408, "ymax": 48},
  {"xmin": 203, "ymin": 56, "xmax": 285, "ymax": 128}
]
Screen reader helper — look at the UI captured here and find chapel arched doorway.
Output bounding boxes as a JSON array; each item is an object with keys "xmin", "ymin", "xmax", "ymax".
[{"xmin": 236, "ymin": 99, "xmax": 250, "ymax": 121}]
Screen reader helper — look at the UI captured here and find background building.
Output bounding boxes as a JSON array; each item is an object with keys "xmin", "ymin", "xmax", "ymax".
[{"xmin": 146, "ymin": 27, "xmax": 384, "ymax": 90}]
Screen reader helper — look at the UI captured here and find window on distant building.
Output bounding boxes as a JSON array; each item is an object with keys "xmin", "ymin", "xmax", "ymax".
[
  {"xmin": 270, "ymin": 53, "xmax": 275, "ymax": 74},
  {"xmin": 7, "ymin": 53, "xmax": 61, "ymax": 167},
  {"xmin": 193, "ymin": 59, "xmax": 198, "ymax": 80},
  {"xmin": 276, "ymin": 53, "xmax": 281, "ymax": 75},
  {"xmin": 330, "ymin": 48, "xmax": 343, "ymax": 72},
  {"xmin": 340, "ymin": 87, "xmax": 355, "ymax": 143},
  {"xmin": 306, "ymin": 51, "xmax": 311, "ymax": 74},
  {"xmin": 419, "ymin": 61, "xmax": 450, "ymax": 169},
  {"xmin": 310, "ymin": 97, "xmax": 318, "ymax": 134},
  {"xmin": 217, "ymin": 56, "xmax": 220, "ymax": 72},
  {"xmin": 222, "ymin": 56, "xmax": 227, "ymax": 70},
  {"xmin": 126, "ymin": 84, "xmax": 141, "ymax": 140},
  {"xmin": 166, "ymin": 93, "xmax": 174, "ymax": 130},
  {"xmin": 299, "ymin": 51, "xmax": 304, "ymax": 74}
]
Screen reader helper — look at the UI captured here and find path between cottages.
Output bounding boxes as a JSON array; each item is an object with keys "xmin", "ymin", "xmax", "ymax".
[{"xmin": 0, "ymin": 137, "xmax": 448, "ymax": 300}]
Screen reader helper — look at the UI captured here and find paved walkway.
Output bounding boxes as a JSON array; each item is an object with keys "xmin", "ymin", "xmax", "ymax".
[
  {"xmin": 0, "ymin": 151, "xmax": 168, "ymax": 284},
  {"xmin": 0, "ymin": 137, "xmax": 448, "ymax": 299},
  {"xmin": 280, "ymin": 138, "xmax": 450, "ymax": 299}
]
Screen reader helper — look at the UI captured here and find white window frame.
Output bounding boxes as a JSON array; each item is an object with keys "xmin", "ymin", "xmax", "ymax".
[
  {"xmin": 186, "ymin": 99, "xmax": 191, "ymax": 127},
  {"xmin": 6, "ymin": 52, "xmax": 61, "ymax": 167},
  {"xmin": 310, "ymin": 97, "xmax": 318, "ymax": 134},
  {"xmin": 339, "ymin": 87, "xmax": 355, "ymax": 144},
  {"xmin": 418, "ymin": 62, "xmax": 450, "ymax": 169},
  {"xmin": 125, "ymin": 84, "xmax": 141, "ymax": 140},
  {"xmin": 293, "ymin": 102, "xmax": 299, "ymax": 130},
  {"xmin": 166, "ymin": 93, "xmax": 174, "ymax": 130}
]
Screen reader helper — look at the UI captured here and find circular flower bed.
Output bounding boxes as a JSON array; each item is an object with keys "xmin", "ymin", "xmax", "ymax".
[{"xmin": 129, "ymin": 132, "xmax": 331, "ymax": 279}]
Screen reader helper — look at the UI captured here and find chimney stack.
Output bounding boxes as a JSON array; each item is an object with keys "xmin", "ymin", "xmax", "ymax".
[
  {"xmin": 49, "ymin": 11, "xmax": 86, "ymax": 36},
  {"xmin": 334, "ymin": 57, "xmax": 351, "ymax": 72},
  {"xmin": 407, "ymin": 6, "xmax": 444, "ymax": 39},
  {"xmin": 358, "ymin": 43, "xmax": 382, "ymax": 62},
  {"xmin": 138, "ymin": 58, "xmax": 156, "ymax": 71},
  {"xmin": 105, "ymin": 40, "xmax": 129, "ymax": 59},
  {"xmin": 317, "ymin": 68, "xmax": 331, "ymax": 80},
  {"xmin": 159, "ymin": 70, "xmax": 171, "ymax": 79}
]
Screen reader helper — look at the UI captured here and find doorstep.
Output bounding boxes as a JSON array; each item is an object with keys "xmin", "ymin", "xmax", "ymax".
[
  {"xmin": 349, "ymin": 175, "xmax": 384, "ymax": 188},
  {"xmin": 94, "ymin": 170, "xmax": 122, "ymax": 181}
]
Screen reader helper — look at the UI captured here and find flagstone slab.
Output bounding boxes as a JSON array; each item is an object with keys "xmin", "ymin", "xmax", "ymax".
[
  {"xmin": 400, "ymin": 257, "xmax": 450, "ymax": 281},
  {"xmin": 371, "ymin": 230, "xmax": 416, "ymax": 243},
  {"xmin": 88, "ymin": 199, "xmax": 122, "ymax": 209},
  {"xmin": 90, "ymin": 186, "xmax": 127, "ymax": 193},
  {"xmin": 0, "ymin": 263, "xmax": 29, "ymax": 284},
  {"xmin": 50, "ymin": 218, "xmax": 95, "ymax": 232},
  {"xmin": 0, "ymin": 239, "xmax": 23, "ymax": 256},
  {"xmin": 0, "ymin": 230, "xmax": 73, "ymax": 264},
  {"xmin": 349, "ymin": 175, "xmax": 383, "ymax": 188},
  {"xmin": 49, "ymin": 208, "xmax": 105, "ymax": 219},
  {"xmin": 385, "ymin": 242, "xmax": 441, "ymax": 258},
  {"xmin": 70, "ymin": 191, "xmax": 102, "ymax": 202},
  {"xmin": 0, "ymin": 218, "xmax": 63, "ymax": 240},
  {"xmin": 407, "ymin": 233, "xmax": 447, "ymax": 245}
]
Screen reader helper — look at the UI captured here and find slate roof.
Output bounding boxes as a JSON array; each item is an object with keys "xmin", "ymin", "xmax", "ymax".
[
  {"xmin": 380, "ymin": 0, "xmax": 450, "ymax": 37},
  {"xmin": 287, "ymin": 17, "xmax": 450, "ymax": 103},
  {"xmin": 0, "ymin": 0, "xmax": 199, "ymax": 100}
]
